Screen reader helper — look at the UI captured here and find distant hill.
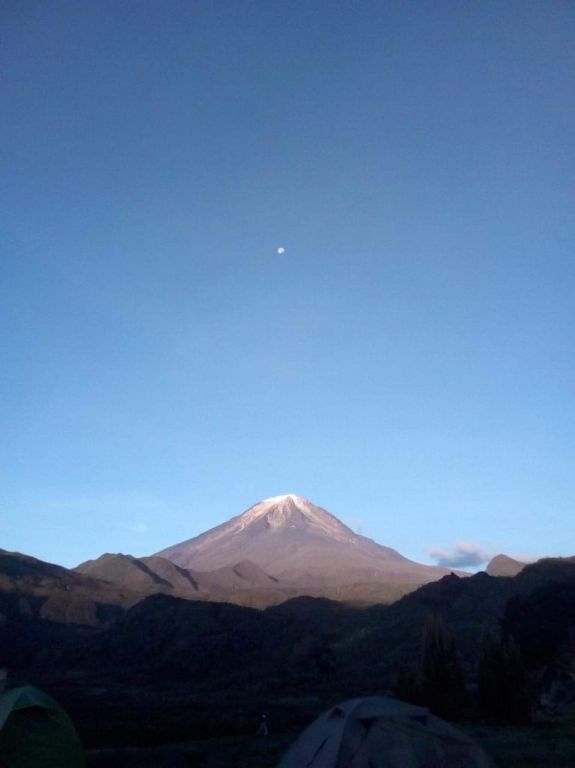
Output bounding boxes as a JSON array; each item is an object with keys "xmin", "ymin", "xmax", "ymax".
[
  {"xmin": 486, "ymin": 554, "xmax": 527, "ymax": 577},
  {"xmin": 503, "ymin": 558, "xmax": 575, "ymax": 670},
  {"xmin": 0, "ymin": 548, "xmax": 135, "ymax": 626},
  {"xmin": 74, "ymin": 552, "xmax": 289, "ymax": 605},
  {"xmin": 76, "ymin": 552, "xmax": 200, "ymax": 594}
]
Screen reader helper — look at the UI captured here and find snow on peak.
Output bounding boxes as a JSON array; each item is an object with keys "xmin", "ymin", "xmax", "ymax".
[
  {"xmin": 261, "ymin": 494, "xmax": 301, "ymax": 504},
  {"xmin": 239, "ymin": 494, "xmax": 306, "ymax": 525},
  {"xmin": 236, "ymin": 494, "xmax": 355, "ymax": 540}
]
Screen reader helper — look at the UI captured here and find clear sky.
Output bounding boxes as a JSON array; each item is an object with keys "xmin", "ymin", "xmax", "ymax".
[{"xmin": 2, "ymin": 1, "xmax": 574, "ymax": 570}]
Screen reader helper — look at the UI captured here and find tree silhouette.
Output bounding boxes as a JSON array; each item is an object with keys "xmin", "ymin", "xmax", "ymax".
[
  {"xmin": 393, "ymin": 665, "xmax": 421, "ymax": 706},
  {"xmin": 477, "ymin": 635, "xmax": 531, "ymax": 723},
  {"xmin": 419, "ymin": 613, "xmax": 466, "ymax": 719}
]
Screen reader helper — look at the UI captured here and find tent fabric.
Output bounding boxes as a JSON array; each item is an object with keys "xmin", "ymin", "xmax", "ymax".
[
  {"xmin": 0, "ymin": 686, "xmax": 86, "ymax": 768},
  {"xmin": 0, "ymin": 686, "xmax": 62, "ymax": 730},
  {"xmin": 276, "ymin": 696, "xmax": 495, "ymax": 768}
]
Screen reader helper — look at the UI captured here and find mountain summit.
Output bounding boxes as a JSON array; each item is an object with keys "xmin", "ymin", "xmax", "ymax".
[
  {"xmin": 227, "ymin": 494, "xmax": 374, "ymax": 546},
  {"xmin": 155, "ymin": 494, "xmax": 455, "ymax": 586}
]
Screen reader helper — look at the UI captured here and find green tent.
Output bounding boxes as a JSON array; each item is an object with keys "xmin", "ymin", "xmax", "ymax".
[{"xmin": 0, "ymin": 686, "xmax": 85, "ymax": 767}]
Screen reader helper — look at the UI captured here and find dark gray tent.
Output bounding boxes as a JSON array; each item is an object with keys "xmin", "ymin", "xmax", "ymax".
[
  {"xmin": 0, "ymin": 686, "xmax": 85, "ymax": 767},
  {"xmin": 276, "ymin": 696, "xmax": 494, "ymax": 768}
]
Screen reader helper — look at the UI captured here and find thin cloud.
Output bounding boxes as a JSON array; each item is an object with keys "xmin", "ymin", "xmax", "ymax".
[
  {"xmin": 428, "ymin": 541, "xmax": 491, "ymax": 569},
  {"xmin": 128, "ymin": 522, "xmax": 150, "ymax": 534}
]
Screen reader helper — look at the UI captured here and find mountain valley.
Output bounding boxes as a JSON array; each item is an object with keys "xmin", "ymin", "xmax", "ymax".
[{"xmin": 2, "ymin": 496, "xmax": 574, "ymax": 766}]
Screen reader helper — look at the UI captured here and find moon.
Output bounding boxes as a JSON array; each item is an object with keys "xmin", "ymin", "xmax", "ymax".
[{"xmin": 277, "ymin": 247, "xmax": 286, "ymax": 255}]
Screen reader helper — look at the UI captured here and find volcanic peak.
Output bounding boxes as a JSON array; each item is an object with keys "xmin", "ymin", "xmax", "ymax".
[
  {"xmin": 154, "ymin": 494, "xmax": 459, "ymax": 582},
  {"xmin": 237, "ymin": 494, "xmax": 355, "ymax": 539}
]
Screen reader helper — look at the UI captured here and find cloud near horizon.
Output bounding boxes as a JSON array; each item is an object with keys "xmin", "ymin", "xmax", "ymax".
[{"xmin": 428, "ymin": 541, "xmax": 491, "ymax": 569}]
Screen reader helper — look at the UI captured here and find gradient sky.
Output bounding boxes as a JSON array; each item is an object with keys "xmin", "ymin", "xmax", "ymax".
[{"xmin": 2, "ymin": 1, "xmax": 574, "ymax": 570}]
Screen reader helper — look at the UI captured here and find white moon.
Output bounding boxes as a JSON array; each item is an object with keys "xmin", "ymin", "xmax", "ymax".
[{"xmin": 277, "ymin": 247, "xmax": 286, "ymax": 255}]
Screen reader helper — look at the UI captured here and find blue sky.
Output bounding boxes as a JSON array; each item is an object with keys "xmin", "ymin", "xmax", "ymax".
[{"xmin": 2, "ymin": 1, "xmax": 574, "ymax": 570}]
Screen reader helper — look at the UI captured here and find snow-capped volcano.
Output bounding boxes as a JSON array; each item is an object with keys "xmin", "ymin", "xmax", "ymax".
[
  {"xmin": 235, "ymin": 494, "xmax": 357, "ymax": 539},
  {"xmin": 155, "ymin": 494, "xmax": 455, "ymax": 586}
]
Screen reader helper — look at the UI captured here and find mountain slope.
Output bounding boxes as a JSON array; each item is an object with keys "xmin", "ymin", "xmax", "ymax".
[
  {"xmin": 156, "ymin": 494, "xmax": 457, "ymax": 585},
  {"xmin": 75, "ymin": 553, "xmax": 284, "ymax": 602},
  {"xmin": 0, "ymin": 548, "xmax": 135, "ymax": 626},
  {"xmin": 76, "ymin": 553, "xmax": 176, "ymax": 591}
]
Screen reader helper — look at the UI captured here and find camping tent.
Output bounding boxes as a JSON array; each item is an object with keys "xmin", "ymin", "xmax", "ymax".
[
  {"xmin": 276, "ymin": 696, "xmax": 494, "ymax": 768},
  {"xmin": 0, "ymin": 685, "xmax": 86, "ymax": 767}
]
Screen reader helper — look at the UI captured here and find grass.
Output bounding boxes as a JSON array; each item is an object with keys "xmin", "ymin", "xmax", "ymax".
[
  {"xmin": 466, "ymin": 720, "xmax": 575, "ymax": 768},
  {"xmin": 87, "ymin": 733, "xmax": 295, "ymax": 767},
  {"xmin": 88, "ymin": 720, "xmax": 575, "ymax": 767}
]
